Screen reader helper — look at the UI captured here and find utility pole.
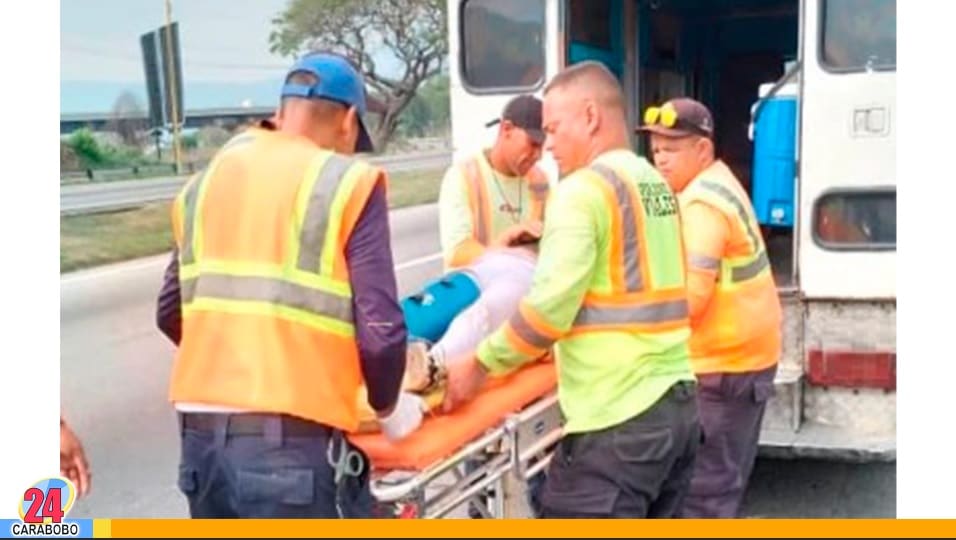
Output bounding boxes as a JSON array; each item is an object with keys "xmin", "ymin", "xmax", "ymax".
[{"xmin": 163, "ymin": 0, "xmax": 183, "ymax": 174}]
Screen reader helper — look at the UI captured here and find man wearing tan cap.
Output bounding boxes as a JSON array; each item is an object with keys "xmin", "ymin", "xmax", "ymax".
[{"xmin": 638, "ymin": 97, "xmax": 782, "ymax": 518}]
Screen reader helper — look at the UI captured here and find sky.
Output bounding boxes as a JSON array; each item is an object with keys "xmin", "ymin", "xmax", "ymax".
[{"xmin": 60, "ymin": 0, "xmax": 400, "ymax": 114}]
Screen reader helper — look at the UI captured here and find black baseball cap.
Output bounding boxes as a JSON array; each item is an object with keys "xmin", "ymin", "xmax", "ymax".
[
  {"xmin": 485, "ymin": 94, "xmax": 544, "ymax": 144},
  {"xmin": 636, "ymin": 97, "xmax": 715, "ymax": 139}
]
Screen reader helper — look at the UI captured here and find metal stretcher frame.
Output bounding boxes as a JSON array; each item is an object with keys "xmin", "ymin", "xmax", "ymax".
[{"xmin": 369, "ymin": 391, "xmax": 564, "ymax": 519}]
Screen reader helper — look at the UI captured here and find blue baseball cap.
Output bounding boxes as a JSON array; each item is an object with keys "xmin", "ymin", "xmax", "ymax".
[{"xmin": 281, "ymin": 52, "xmax": 375, "ymax": 153}]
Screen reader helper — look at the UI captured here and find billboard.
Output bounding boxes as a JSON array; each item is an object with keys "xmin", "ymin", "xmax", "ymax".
[{"xmin": 140, "ymin": 22, "xmax": 184, "ymax": 129}]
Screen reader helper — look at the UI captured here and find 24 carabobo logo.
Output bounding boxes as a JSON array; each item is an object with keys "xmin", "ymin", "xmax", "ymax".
[
  {"xmin": 18, "ymin": 477, "xmax": 75, "ymax": 524},
  {"xmin": 4, "ymin": 477, "xmax": 89, "ymax": 538}
]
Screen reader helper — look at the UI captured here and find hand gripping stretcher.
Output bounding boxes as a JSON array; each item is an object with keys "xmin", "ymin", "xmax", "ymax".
[
  {"xmin": 349, "ymin": 360, "xmax": 561, "ymax": 518},
  {"xmin": 347, "ymin": 273, "xmax": 565, "ymax": 519}
]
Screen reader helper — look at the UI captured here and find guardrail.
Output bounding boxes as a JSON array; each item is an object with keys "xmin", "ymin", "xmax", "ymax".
[
  {"xmin": 61, "ymin": 150, "xmax": 452, "ymax": 215},
  {"xmin": 61, "ymin": 163, "xmax": 204, "ymax": 184},
  {"xmin": 62, "ymin": 143, "xmax": 452, "ymax": 185}
]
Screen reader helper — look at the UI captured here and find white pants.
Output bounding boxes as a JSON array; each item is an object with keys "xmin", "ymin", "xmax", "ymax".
[{"xmin": 431, "ymin": 248, "xmax": 537, "ymax": 363}]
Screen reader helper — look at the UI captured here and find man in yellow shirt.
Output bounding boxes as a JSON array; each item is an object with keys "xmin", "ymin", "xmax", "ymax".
[
  {"xmin": 438, "ymin": 95, "xmax": 550, "ymax": 269},
  {"xmin": 444, "ymin": 62, "xmax": 700, "ymax": 518},
  {"xmin": 639, "ymin": 97, "xmax": 782, "ymax": 518}
]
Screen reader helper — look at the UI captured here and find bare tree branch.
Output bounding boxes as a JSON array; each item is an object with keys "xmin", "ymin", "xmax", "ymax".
[{"xmin": 269, "ymin": 0, "xmax": 447, "ymax": 151}]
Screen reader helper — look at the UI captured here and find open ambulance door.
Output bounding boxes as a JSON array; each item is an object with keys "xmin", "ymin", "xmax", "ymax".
[
  {"xmin": 769, "ymin": 0, "xmax": 897, "ymax": 460},
  {"xmin": 796, "ymin": 0, "xmax": 896, "ymax": 300}
]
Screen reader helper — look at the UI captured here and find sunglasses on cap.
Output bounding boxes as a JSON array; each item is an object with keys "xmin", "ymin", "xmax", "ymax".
[{"xmin": 642, "ymin": 103, "xmax": 713, "ymax": 138}]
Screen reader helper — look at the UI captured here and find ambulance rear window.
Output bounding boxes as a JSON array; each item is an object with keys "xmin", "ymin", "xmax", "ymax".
[
  {"xmin": 820, "ymin": 0, "xmax": 896, "ymax": 72},
  {"xmin": 813, "ymin": 189, "xmax": 896, "ymax": 250},
  {"xmin": 460, "ymin": 0, "xmax": 546, "ymax": 91}
]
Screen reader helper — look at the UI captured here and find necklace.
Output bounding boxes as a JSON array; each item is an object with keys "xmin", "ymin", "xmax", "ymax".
[{"xmin": 488, "ymin": 167, "xmax": 523, "ymax": 224}]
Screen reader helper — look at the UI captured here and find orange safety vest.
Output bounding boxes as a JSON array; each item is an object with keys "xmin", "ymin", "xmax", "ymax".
[
  {"xmin": 447, "ymin": 155, "xmax": 550, "ymax": 268},
  {"xmin": 679, "ymin": 160, "xmax": 782, "ymax": 375},
  {"xmin": 168, "ymin": 127, "xmax": 382, "ymax": 432}
]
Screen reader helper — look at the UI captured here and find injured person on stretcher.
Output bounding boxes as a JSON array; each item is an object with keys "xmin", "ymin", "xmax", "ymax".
[{"xmin": 355, "ymin": 245, "xmax": 540, "ymax": 433}]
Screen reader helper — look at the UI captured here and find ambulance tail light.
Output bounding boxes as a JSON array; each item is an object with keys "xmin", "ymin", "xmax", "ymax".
[{"xmin": 806, "ymin": 349, "xmax": 896, "ymax": 391}]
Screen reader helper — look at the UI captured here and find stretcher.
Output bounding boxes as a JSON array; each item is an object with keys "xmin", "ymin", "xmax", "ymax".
[{"xmin": 347, "ymin": 358, "xmax": 563, "ymax": 518}]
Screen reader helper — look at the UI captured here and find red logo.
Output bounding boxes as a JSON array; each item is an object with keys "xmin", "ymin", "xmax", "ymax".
[{"xmin": 18, "ymin": 477, "xmax": 75, "ymax": 524}]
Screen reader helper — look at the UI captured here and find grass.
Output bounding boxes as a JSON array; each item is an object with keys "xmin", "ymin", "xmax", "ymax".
[
  {"xmin": 386, "ymin": 167, "xmax": 445, "ymax": 209},
  {"xmin": 60, "ymin": 203, "xmax": 175, "ymax": 273},
  {"xmin": 60, "ymin": 167, "xmax": 446, "ymax": 273}
]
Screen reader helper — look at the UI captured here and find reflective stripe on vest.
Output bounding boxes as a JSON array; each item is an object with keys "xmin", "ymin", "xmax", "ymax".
[
  {"xmin": 295, "ymin": 155, "xmax": 354, "ymax": 274},
  {"xmin": 461, "ymin": 158, "xmax": 551, "ymax": 245},
  {"xmin": 177, "ymin": 134, "xmax": 262, "ymax": 266},
  {"xmin": 461, "ymin": 158, "xmax": 491, "ymax": 245},
  {"xmin": 689, "ymin": 249, "xmax": 770, "ymax": 285},
  {"xmin": 697, "ymin": 180, "xmax": 761, "ymax": 251},
  {"xmin": 681, "ymin": 161, "xmax": 780, "ymax": 374},
  {"xmin": 178, "ymin": 171, "xmax": 206, "ymax": 268},
  {"xmin": 496, "ymin": 157, "xmax": 689, "ymax": 359},
  {"xmin": 688, "ymin": 253, "xmax": 720, "ymax": 271},
  {"xmin": 591, "ymin": 163, "xmax": 643, "ymax": 292},
  {"xmin": 176, "ymin": 152, "xmax": 361, "ymax": 335},
  {"xmin": 180, "ymin": 271, "xmax": 351, "ymax": 318},
  {"xmin": 508, "ymin": 309, "xmax": 557, "ymax": 350},
  {"xmin": 568, "ymin": 163, "xmax": 688, "ymax": 337},
  {"xmin": 727, "ymin": 250, "xmax": 770, "ymax": 283},
  {"xmin": 574, "ymin": 298, "xmax": 689, "ymax": 327},
  {"xmin": 691, "ymin": 177, "xmax": 771, "ymax": 286}
]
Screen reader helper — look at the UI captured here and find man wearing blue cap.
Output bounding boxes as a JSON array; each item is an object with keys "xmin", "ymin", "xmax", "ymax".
[{"xmin": 156, "ymin": 52, "xmax": 422, "ymax": 518}]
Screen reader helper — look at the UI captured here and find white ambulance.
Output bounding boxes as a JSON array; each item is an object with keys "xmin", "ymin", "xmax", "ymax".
[{"xmin": 445, "ymin": 0, "xmax": 896, "ymax": 462}]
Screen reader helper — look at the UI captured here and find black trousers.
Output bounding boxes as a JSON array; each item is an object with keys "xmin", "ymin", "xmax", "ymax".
[
  {"xmin": 680, "ymin": 365, "xmax": 777, "ymax": 518},
  {"xmin": 176, "ymin": 412, "xmax": 373, "ymax": 518},
  {"xmin": 539, "ymin": 381, "xmax": 701, "ymax": 518}
]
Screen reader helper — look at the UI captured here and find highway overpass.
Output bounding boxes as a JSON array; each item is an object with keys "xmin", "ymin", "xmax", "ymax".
[{"xmin": 60, "ymin": 106, "xmax": 275, "ymax": 135}]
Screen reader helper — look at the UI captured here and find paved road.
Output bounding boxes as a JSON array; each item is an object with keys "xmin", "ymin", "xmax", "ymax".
[
  {"xmin": 60, "ymin": 150, "xmax": 452, "ymax": 215},
  {"xmin": 61, "ymin": 203, "xmax": 894, "ymax": 518}
]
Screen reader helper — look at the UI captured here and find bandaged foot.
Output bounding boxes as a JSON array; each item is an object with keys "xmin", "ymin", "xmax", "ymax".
[{"xmin": 402, "ymin": 340, "xmax": 446, "ymax": 393}]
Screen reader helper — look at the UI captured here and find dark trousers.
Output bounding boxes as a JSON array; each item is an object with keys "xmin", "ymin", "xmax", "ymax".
[
  {"xmin": 176, "ymin": 412, "xmax": 373, "ymax": 518},
  {"xmin": 680, "ymin": 365, "xmax": 777, "ymax": 518},
  {"xmin": 539, "ymin": 381, "xmax": 701, "ymax": 518}
]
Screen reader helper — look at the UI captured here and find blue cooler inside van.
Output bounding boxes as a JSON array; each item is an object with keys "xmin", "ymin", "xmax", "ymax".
[{"xmin": 750, "ymin": 82, "xmax": 798, "ymax": 228}]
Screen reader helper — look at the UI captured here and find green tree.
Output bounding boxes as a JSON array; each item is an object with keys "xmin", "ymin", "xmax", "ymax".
[
  {"xmin": 398, "ymin": 73, "xmax": 449, "ymax": 138},
  {"xmin": 180, "ymin": 132, "xmax": 199, "ymax": 150},
  {"xmin": 68, "ymin": 128, "xmax": 106, "ymax": 167},
  {"xmin": 269, "ymin": 0, "xmax": 447, "ymax": 152}
]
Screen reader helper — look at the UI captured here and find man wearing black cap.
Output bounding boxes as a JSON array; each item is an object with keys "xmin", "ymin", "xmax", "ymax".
[
  {"xmin": 435, "ymin": 94, "xmax": 549, "ymax": 518},
  {"xmin": 438, "ymin": 94, "xmax": 550, "ymax": 271},
  {"xmin": 639, "ymin": 97, "xmax": 782, "ymax": 518}
]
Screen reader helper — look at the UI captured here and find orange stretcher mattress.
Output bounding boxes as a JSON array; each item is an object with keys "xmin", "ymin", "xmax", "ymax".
[{"xmin": 348, "ymin": 360, "xmax": 558, "ymax": 472}]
